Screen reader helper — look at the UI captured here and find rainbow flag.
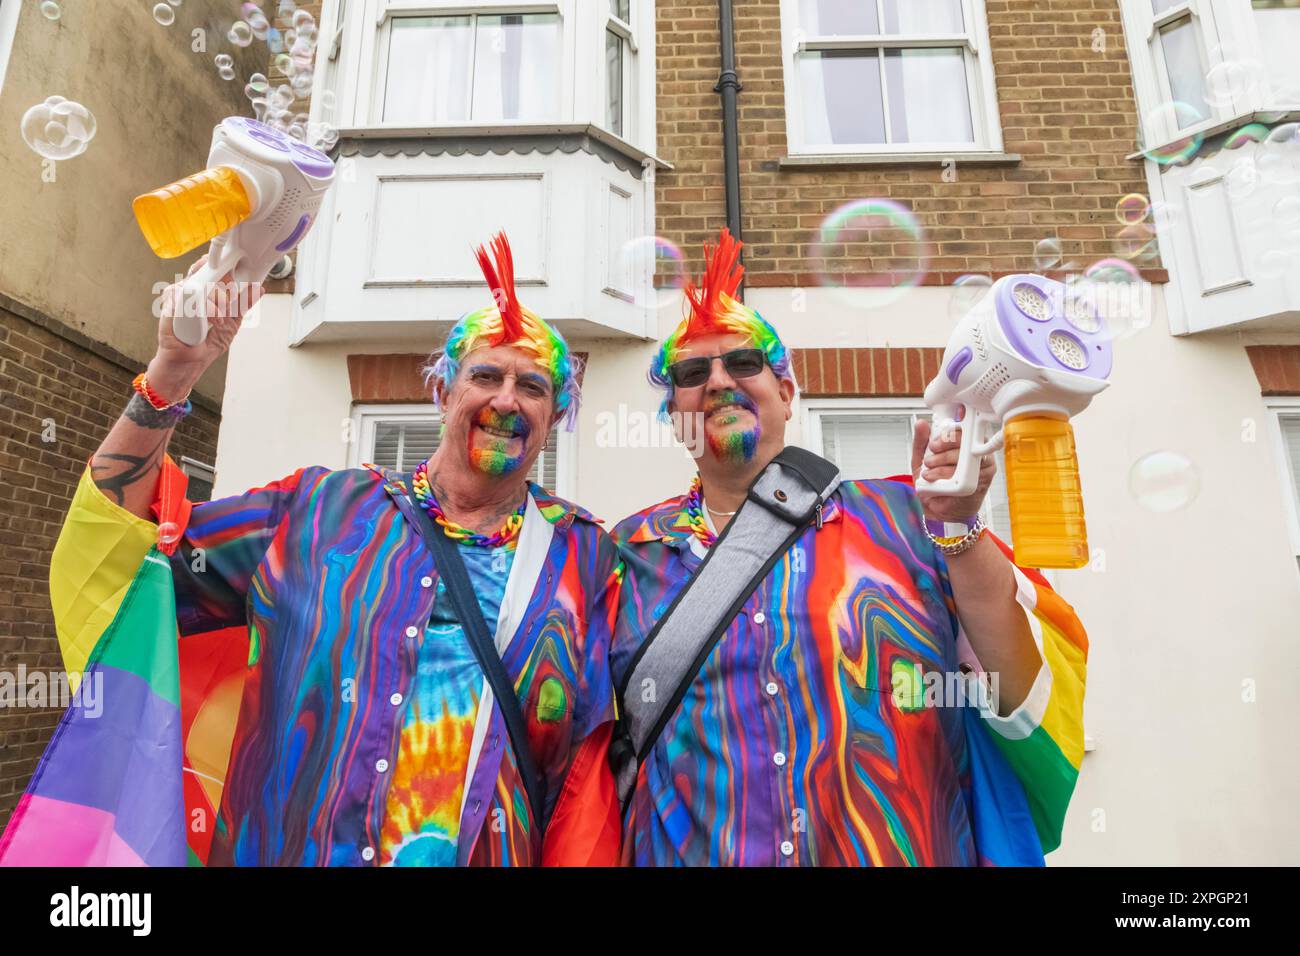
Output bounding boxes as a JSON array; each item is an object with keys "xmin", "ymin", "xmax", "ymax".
[{"xmin": 0, "ymin": 456, "xmax": 243, "ymax": 867}]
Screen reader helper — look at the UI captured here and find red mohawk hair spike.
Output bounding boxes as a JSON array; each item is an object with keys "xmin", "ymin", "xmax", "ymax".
[
  {"xmin": 474, "ymin": 231, "xmax": 525, "ymax": 343},
  {"xmin": 682, "ymin": 228, "xmax": 745, "ymax": 337}
]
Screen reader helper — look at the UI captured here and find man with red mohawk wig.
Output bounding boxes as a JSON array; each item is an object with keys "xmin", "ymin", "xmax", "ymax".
[
  {"xmin": 607, "ymin": 228, "xmax": 1090, "ymax": 867},
  {"xmin": 5, "ymin": 234, "xmax": 621, "ymax": 868}
]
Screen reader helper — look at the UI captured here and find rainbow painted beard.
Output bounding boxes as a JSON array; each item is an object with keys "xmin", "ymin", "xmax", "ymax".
[
  {"xmin": 704, "ymin": 389, "xmax": 761, "ymax": 463},
  {"xmin": 467, "ymin": 407, "xmax": 531, "ymax": 475}
]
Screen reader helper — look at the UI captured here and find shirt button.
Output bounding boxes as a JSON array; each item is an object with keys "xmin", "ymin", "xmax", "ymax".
[
  {"xmin": 780, "ymin": 841, "xmax": 794, "ymax": 857},
  {"xmin": 773, "ymin": 752, "xmax": 786, "ymax": 767},
  {"xmin": 765, "ymin": 681, "xmax": 779, "ymax": 697},
  {"xmin": 421, "ymin": 576, "xmax": 433, "ymax": 588},
  {"xmin": 361, "ymin": 847, "xmax": 375, "ymax": 862},
  {"xmin": 375, "ymin": 758, "xmax": 389, "ymax": 773},
  {"xmin": 753, "ymin": 612, "xmax": 766, "ymax": 624},
  {"xmin": 390, "ymin": 692, "xmax": 403, "ymax": 706},
  {"xmin": 406, "ymin": 626, "xmax": 419, "ymax": 638}
]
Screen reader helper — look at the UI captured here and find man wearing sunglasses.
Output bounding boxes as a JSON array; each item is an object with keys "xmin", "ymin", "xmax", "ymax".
[{"xmin": 608, "ymin": 229, "xmax": 1089, "ymax": 866}]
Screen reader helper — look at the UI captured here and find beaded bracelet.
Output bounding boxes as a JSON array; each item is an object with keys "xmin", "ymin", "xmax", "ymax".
[{"xmin": 132, "ymin": 372, "xmax": 192, "ymax": 419}]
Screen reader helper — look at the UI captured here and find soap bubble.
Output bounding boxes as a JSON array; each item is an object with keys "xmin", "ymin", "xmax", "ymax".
[
  {"xmin": 21, "ymin": 96, "xmax": 97, "ymax": 160},
  {"xmin": 39, "ymin": 2, "xmax": 61, "ymax": 20},
  {"xmin": 1084, "ymin": 258, "xmax": 1140, "ymax": 283},
  {"xmin": 214, "ymin": 53, "xmax": 233, "ymax": 69},
  {"xmin": 1204, "ymin": 59, "xmax": 1263, "ymax": 111},
  {"xmin": 811, "ymin": 199, "xmax": 930, "ymax": 310},
  {"xmin": 248, "ymin": 12, "xmax": 270, "ymax": 38},
  {"xmin": 288, "ymin": 123, "xmax": 306, "ymax": 141},
  {"xmin": 218, "ymin": 66, "xmax": 236, "ymax": 81},
  {"xmin": 1225, "ymin": 157, "xmax": 1259, "ymax": 200},
  {"xmin": 319, "ymin": 89, "xmax": 336, "ymax": 115},
  {"xmin": 1258, "ymin": 248, "xmax": 1295, "ymax": 278},
  {"xmin": 1225, "ymin": 122, "xmax": 1269, "ymax": 150},
  {"xmin": 279, "ymin": 0, "xmax": 297, "ymax": 17},
  {"xmin": 291, "ymin": 71, "xmax": 313, "ymax": 96},
  {"xmin": 1114, "ymin": 222, "xmax": 1158, "ymax": 262},
  {"xmin": 274, "ymin": 54, "xmax": 292, "ymax": 75},
  {"xmin": 153, "ymin": 3, "xmax": 175, "ymax": 26},
  {"xmin": 1033, "ymin": 237, "xmax": 1063, "ymax": 270},
  {"xmin": 1115, "ymin": 193, "xmax": 1148, "ymax": 226},
  {"xmin": 267, "ymin": 27, "xmax": 284, "ymax": 54},
  {"xmin": 1275, "ymin": 195, "xmax": 1300, "ymax": 236},
  {"xmin": 948, "ymin": 274, "xmax": 992, "ymax": 321},
  {"xmin": 616, "ymin": 236, "xmax": 687, "ymax": 310},
  {"xmin": 157, "ymin": 522, "xmax": 182, "ymax": 546},
  {"xmin": 248, "ymin": 72, "xmax": 269, "ymax": 94},
  {"xmin": 1258, "ymin": 122, "xmax": 1300, "ymax": 186},
  {"xmin": 1140, "ymin": 102, "xmax": 1204, "ymax": 165},
  {"xmin": 1145, "ymin": 200, "xmax": 1180, "ymax": 230},
  {"xmin": 241, "ymin": 1, "xmax": 263, "ymax": 17},
  {"xmin": 228, "ymin": 21, "xmax": 253, "ymax": 47},
  {"xmin": 317, "ymin": 124, "xmax": 339, "ymax": 149},
  {"xmin": 1129, "ymin": 452, "xmax": 1199, "ymax": 513}
]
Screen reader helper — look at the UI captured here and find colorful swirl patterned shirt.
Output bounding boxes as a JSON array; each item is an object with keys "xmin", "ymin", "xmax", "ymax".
[
  {"xmin": 610, "ymin": 475, "xmax": 1089, "ymax": 867},
  {"xmin": 18, "ymin": 460, "xmax": 622, "ymax": 867},
  {"xmin": 379, "ymin": 546, "xmax": 512, "ymax": 866}
]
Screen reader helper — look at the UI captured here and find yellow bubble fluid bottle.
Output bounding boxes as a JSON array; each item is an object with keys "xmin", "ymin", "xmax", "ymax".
[
  {"xmin": 132, "ymin": 166, "xmax": 251, "ymax": 259},
  {"xmin": 1004, "ymin": 412, "xmax": 1089, "ymax": 569}
]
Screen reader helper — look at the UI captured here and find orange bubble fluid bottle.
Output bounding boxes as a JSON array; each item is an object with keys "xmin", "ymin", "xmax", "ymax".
[
  {"xmin": 1003, "ymin": 411, "xmax": 1088, "ymax": 569},
  {"xmin": 132, "ymin": 166, "xmax": 252, "ymax": 259}
]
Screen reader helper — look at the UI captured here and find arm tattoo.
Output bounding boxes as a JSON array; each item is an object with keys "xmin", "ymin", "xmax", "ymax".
[
  {"xmin": 124, "ymin": 392, "xmax": 184, "ymax": 430},
  {"xmin": 91, "ymin": 436, "xmax": 167, "ymax": 507}
]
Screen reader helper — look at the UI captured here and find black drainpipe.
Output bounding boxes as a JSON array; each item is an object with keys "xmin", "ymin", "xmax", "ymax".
[{"xmin": 716, "ymin": 0, "xmax": 744, "ymax": 296}]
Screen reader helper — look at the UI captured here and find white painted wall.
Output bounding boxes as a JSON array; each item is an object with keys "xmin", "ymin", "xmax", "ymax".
[{"xmin": 216, "ymin": 281, "xmax": 1300, "ymax": 865}]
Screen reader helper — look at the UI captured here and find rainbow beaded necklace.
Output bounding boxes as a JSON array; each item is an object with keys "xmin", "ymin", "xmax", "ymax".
[
  {"xmin": 411, "ymin": 459, "xmax": 526, "ymax": 549},
  {"xmin": 683, "ymin": 475, "xmax": 717, "ymax": 548}
]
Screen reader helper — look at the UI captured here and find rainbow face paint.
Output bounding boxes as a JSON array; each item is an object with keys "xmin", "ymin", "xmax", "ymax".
[
  {"xmin": 648, "ymin": 229, "xmax": 792, "ymax": 421},
  {"xmin": 425, "ymin": 233, "xmax": 581, "ymax": 428},
  {"xmin": 467, "ymin": 406, "xmax": 531, "ymax": 476},
  {"xmin": 703, "ymin": 389, "xmax": 761, "ymax": 463}
]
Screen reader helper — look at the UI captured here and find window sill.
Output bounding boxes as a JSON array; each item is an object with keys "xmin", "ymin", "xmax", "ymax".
[
  {"xmin": 778, "ymin": 151, "xmax": 1021, "ymax": 170},
  {"xmin": 1126, "ymin": 108, "xmax": 1300, "ymax": 162},
  {"xmin": 337, "ymin": 123, "xmax": 673, "ymax": 172}
]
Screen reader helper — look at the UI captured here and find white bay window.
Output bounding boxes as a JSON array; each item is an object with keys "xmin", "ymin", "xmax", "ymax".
[{"xmin": 780, "ymin": 0, "xmax": 1003, "ymax": 156}]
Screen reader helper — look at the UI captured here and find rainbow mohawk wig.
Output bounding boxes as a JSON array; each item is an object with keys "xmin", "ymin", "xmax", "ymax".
[
  {"xmin": 425, "ymin": 231, "xmax": 581, "ymax": 427},
  {"xmin": 649, "ymin": 228, "xmax": 792, "ymax": 419}
]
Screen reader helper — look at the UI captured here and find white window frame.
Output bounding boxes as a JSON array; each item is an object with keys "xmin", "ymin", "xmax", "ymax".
[
  {"xmin": 1265, "ymin": 396, "xmax": 1300, "ymax": 558},
  {"xmin": 603, "ymin": 0, "xmax": 638, "ymax": 142},
  {"xmin": 1120, "ymin": 0, "xmax": 1300, "ymax": 161},
  {"xmin": 0, "ymin": 0, "xmax": 22, "ymax": 97},
  {"xmin": 777, "ymin": 0, "xmax": 1005, "ymax": 157},
  {"xmin": 179, "ymin": 456, "xmax": 217, "ymax": 502},
  {"xmin": 800, "ymin": 396, "xmax": 1061, "ymax": 585},
  {"xmin": 347, "ymin": 0, "xmax": 576, "ymax": 130},
  {"xmin": 347, "ymin": 402, "xmax": 577, "ymax": 498}
]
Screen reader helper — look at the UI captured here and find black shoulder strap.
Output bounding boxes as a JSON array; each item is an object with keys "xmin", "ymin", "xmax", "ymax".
[
  {"xmin": 610, "ymin": 447, "xmax": 840, "ymax": 807},
  {"xmin": 396, "ymin": 476, "xmax": 546, "ymax": 832}
]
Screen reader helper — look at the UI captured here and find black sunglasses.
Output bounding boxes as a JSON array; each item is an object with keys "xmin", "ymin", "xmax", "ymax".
[{"xmin": 668, "ymin": 348, "xmax": 768, "ymax": 389}]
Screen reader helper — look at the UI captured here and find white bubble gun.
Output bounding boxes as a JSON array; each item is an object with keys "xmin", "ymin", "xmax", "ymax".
[
  {"xmin": 132, "ymin": 117, "xmax": 336, "ymax": 345},
  {"xmin": 915, "ymin": 274, "xmax": 1113, "ymax": 568}
]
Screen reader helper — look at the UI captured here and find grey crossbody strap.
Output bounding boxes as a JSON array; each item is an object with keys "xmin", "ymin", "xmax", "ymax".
[{"xmin": 611, "ymin": 446, "xmax": 841, "ymax": 807}]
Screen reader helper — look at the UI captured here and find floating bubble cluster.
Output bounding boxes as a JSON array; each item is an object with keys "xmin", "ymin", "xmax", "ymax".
[
  {"xmin": 21, "ymin": 95, "xmax": 97, "ymax": 160},
  {"xmin": 811, "ymin": 199, "xmax": 929, "ymax": 310}
]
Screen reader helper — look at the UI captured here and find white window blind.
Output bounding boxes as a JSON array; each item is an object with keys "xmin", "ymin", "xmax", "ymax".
[
  {"xmin": 368, "ymin": 415, "xmax": 560, "ymax": 490},
  {"xmin": 1281, "ymin": 412, "xmax": 1300, "ymax": 520},
  {"xmin": 816, "ymin": 409, "xmax": 1013, "ymax": 544}
]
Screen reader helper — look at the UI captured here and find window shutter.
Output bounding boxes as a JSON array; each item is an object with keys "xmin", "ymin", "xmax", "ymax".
[{"xmin": 820, "ymin": 413, "xmax": 914, "ymax": 479}]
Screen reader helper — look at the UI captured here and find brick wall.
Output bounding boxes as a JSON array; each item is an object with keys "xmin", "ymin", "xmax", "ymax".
[
  {"xmin": 0, "ymin": 300, "xmax": 220, "ymax": 831},
  {"xmin": 793, "ymin": 347, "xmax": 945, "ymax": 397},
  {"xmin": 655, "ymin": 0, "xmax": 1157, "ymax": 285}
]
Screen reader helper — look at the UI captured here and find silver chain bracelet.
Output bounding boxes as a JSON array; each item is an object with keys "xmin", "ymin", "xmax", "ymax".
[{"xmin": 925, "ymin": 514, "xmax": 986, "ymax": 556}]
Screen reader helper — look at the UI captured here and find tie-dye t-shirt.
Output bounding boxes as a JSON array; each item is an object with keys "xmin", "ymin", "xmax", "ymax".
[{"xmin": 379, "ymin": 544, "xmax": 515, "ymax": 866}]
